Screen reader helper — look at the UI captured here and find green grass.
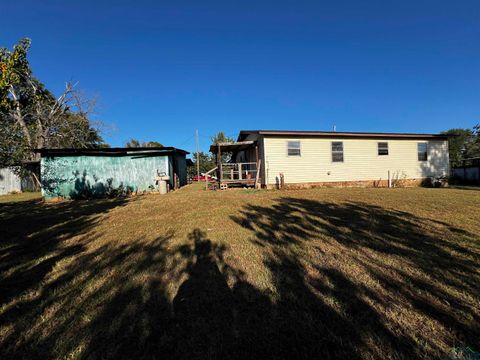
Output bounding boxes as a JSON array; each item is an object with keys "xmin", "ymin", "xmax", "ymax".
[
  {"xmin": 1, "ymin": 184, "xmax": 479, "ymax": 359},
  {"xmin": 0, "ymin": 191, "xmax": 41, "ymax": 203}
]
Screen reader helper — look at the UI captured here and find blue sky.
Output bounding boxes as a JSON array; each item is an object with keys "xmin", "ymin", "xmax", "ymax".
[{"xmin": 3, "ymin": 1, "xmax": 480, "ymax": 153}]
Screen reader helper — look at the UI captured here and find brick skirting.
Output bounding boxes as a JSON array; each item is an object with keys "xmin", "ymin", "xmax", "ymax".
[{"xmin": 266, "ymin": 178, "xmax": 429, "ymax": 190}]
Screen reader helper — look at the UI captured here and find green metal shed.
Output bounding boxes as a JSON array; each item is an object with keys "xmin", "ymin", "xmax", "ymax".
[{"xmin": 37, "ymin": 147, "xmax": 189, "ymax": 199}]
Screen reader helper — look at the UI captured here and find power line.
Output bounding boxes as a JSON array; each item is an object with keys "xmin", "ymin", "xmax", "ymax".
[{"xmin": 177, "ymin": 133, "xmax": 196, "ymax": 148}]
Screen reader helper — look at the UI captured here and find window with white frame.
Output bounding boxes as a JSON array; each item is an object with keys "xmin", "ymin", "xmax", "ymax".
[
  {"xmin": 378, "ymin": 142, "xmax": 389, "ymax": 156},
  {"xmin": 332, "ymin": 141, "xmax": 344, "ymax": 162},
  {"xmin": 287, "ymin": 141, "xmax": 301, "ymax": 156},
  {"xmin": 417, "ymin": 143, "xmax": 427, "ymax": 161}
]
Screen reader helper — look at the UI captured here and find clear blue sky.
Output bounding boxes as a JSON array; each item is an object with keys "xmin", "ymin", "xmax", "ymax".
[{"xmin": 3, "ymin": 0, "xmax": 480, "ymax": 153}]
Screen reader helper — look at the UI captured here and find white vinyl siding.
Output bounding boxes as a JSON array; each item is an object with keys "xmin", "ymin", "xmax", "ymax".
[{"xmin": 263, "ymin": 137, "xmax": 449, "ymax": 184}]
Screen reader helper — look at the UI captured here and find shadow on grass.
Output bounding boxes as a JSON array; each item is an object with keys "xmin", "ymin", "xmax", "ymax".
[
  {"xmin": 0, "ymin": 198, "xmax": 128, "ymax": 357},
  {"xmin": 231, "ymin": 198, "xmax": 480, "ymax": 358},
  {"xmin": 1, "ymin": 197, "xmax": 479, "ymax": 359}
]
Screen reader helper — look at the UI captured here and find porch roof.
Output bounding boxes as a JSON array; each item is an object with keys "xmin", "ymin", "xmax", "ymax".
[{"xmin": 209, "ymin": 141, "xmax": 256, "ymax": 153}]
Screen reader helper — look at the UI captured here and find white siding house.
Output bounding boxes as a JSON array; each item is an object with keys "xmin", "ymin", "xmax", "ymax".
[{"xmin": 236, "ymin": 130, "xmax": 449, "ymax": 188}]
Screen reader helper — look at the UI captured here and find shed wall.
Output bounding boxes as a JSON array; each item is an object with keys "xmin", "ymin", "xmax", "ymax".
[
  {"xmin": 41, "ymin": 155, "xmax": 169, "ymax": 198},
  {"xmin": 173, "ymin": 154, "xmax": 187, "ymax": 186}
]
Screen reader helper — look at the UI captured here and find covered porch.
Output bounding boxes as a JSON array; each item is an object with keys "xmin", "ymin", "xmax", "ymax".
[{"xmin": 208, "ymin": 141, "xmax": 262, "ymax": 189}]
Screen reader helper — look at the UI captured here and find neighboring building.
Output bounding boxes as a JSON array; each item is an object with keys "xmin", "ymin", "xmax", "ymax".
[
  {"xmin": 0, "ymin": 167, "xmax": 37, "ymax": 195},
  {"xmin": 210, "ymin": 130, "xmax": 450, "ymax": 189},
  {"xmin": 0, "ymin": 168, "xmax": 22, "ymax": 195},
  {"xmin": 37, "ymin": 147, "xmax": 189, "ymax": 199}
]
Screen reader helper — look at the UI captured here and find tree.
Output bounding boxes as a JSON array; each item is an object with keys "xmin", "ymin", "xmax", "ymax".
[
  {"xmin": 441, "ymin": 128, "xmax": 474, "ymax": 166},
  {"xmin": 442, "ymin": 125, "xmax": 480, "ymax": 166},
  {"xmin": 125, "ymin": 139, "xmax": 141, "ymax": 148},
  {"xmin": 470, "ymin": 123, "xmax": 480, "ymax": 158},
  {"xmin": 188, "ymin": 151, "xmax": 216, "ymax": 177},
  {"xmin": 211, "ymin": 131, "xmax": 234, "ymax": 145},
  {"xmin": 0, "ymin": 38, "xmax": 106, "ymax": 170},
  {"xmin": 125, "ymin": 139, "xmax": 163, "ymax": 148},
  {"xmin": 210, "ymin": 131, "xmax": 234, "ymax": 163}
]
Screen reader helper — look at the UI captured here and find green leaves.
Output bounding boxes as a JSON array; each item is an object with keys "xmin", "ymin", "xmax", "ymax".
[
  {"xmin": 1, "ymin": 38, "xmax": 108, "ymax": 169},
  {"xmin": 442, "ymin": 125, "xmax": 480, "ymax": 166}
]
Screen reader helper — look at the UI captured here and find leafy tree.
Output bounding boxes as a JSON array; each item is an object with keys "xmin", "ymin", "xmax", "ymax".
[
  {"xmin": 441, "ymin": 128, "xmax": 474, "ymax": 166},
  {"xmin": 210, "ymin": 131, "xmax": 234, "ymax": 163},
  {"xmin": 442, "ymin": 125, "xmax": 480, "ymax": 166},
  {"xmin": 470, "ymin": 123, "xmax": 480, "ymax": 158},
  {"xmin": 188, "ymin": 151, "xmax": 216, "ymax": 177},
  {"xmin": 125, "ymin": 139, "xmax": 141, "ymax": 148},
  {"xmin": 145, "ymin": 141, "xmax": 163, "ymax": 147},
  {"xmin": 0, "ymin": 38, "xmax": 106, "ymax": 170},
  {"xmin": 125, "ymin": 139, "xmax": 163, "ymax": 148},
  {"xmin": 211, "ymin": 131, "xmax": 234, "ymax": 145}
]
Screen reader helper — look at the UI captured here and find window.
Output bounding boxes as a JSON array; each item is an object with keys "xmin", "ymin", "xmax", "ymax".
[
  {"xmin": 287, "ymin": 141, "xmax": 301, "ymax": 156},
  {"xmin": 417, "ymin": 143, "xmax": 427, "ymax": 161},
  {"xmin": 332, "ymin": 141, "xmax": 344, "ymax": 162},
  {"xmin": 378, "ymin": 142, "xmax": 389, "ymax": 156}
]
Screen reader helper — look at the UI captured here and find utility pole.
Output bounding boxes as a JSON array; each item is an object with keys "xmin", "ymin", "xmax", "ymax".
[{"xmin": 196, "ymin": 128, "xmax": 200, "ymax": 181}]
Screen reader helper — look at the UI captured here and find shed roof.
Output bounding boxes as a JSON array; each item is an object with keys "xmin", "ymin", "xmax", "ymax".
[
  {"xmin": 238, "ymin": 130, "xmax": 449, "ymax": 141},
  {"xmin": 36, "ymin": 147, "xmax": 189, "ymax": 157}
]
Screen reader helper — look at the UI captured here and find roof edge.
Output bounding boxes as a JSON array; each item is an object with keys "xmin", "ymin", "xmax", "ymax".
[
  {"xmin": 238, "ymin": 130, "xmax": 449, "ymax": 141},
  {"xmin": 35, "ymin": 147, "xmax": 190, "ymax": 156}
]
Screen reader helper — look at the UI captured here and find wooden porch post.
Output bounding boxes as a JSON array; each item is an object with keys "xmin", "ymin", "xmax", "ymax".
[
  {"xmin": 218, "ymin": 144, "xmax": 222, "ymax": 185},
  {"xmin": 255, "ymin": 144, "xmax": 260, "ymax": 186}
]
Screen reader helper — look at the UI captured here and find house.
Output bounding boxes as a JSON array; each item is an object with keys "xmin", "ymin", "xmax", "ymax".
[
  {"xmin": 209, "ymin": 130, "xmax": 450, "ymax": 189},
  {"xmin": 37, "ymin": 147, "xmax": 189, "ymax": 199}
]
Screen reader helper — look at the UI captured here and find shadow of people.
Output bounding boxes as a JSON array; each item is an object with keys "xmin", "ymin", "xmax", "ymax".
[{"xmin": 173, "ymin": 229, "xmax": 236, "ymax": 359}]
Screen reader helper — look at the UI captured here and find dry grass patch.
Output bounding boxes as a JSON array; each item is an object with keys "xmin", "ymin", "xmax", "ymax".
[{"xmin": 1, "ymin": 184, "xmax": 479, "ymax": 359}]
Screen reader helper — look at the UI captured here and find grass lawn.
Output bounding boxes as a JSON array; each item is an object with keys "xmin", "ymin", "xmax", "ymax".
[
  {"xmin": 1, "ymin": 184, "xmax": 479, "ymax": 359},
  {"xmin": 0, "ymin": 191, "xmax": 41, "ymax": 204}
]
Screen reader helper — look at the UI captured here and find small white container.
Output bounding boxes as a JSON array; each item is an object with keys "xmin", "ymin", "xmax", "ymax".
[{"xmin": 158, "ymin": 180, "xmax": 168, "ymax": 194}]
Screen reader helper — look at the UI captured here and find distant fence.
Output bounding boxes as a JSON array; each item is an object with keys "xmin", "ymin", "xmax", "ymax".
[{"xmin": 451, "ymin": 158, "xmax": 480, "ymax": 185}]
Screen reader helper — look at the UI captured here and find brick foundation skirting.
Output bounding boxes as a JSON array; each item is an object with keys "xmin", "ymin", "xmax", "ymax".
[{"xmin": 265, "ymin": 178, "xmax": 429, "ymax": 190}]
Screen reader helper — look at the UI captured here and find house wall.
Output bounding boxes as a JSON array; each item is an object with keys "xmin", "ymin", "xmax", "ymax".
[
  {"xmin": 41, "ymin": 155, "xmax": 170, "ymax": 199},
  {"xmin": 263, "ymin": 137, "xmax": 449, "ymax": 187}
]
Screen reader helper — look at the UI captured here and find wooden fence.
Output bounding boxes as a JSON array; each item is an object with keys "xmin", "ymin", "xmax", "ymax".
[{"xmin": 452, "ymin": 158, "xmax": 480, "ymax": 185}]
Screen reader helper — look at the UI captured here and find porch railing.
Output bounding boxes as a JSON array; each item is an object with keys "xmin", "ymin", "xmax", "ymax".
[{"xmin": 220, "ymin": 162, "xmax": 257, "ymax": 181}]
